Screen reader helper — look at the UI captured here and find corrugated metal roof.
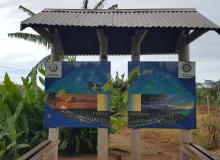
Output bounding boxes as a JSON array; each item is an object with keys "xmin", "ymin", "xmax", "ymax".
[{"xmin": 21, "ymin": 8, "xmax": 219, "ymax": 30}]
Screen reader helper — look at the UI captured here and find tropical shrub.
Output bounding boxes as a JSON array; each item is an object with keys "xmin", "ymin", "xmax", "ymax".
[
  {"xmin": 0, "ymin": 69, "xmax": 128, "ymax": 157},
  {"xmin": 110, "ymin": 72, "xmax": 128, "ymax": 133},
  {"xmin": 59, "ymin": 128, "xmax": 97, "ymax": 154},
  {"xmin": 111, "ymin": 72, "xmax": 127, "ymax": 116},
  {"xmin": 0, "ymin": 74, "xmax": 32, "ymax": 159}
]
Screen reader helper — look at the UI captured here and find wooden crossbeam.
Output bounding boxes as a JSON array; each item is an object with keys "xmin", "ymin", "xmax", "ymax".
[
  {"xmin": 216, "ymin": 29, "xmax": 220, "ymax": 35},
  {"xmin": 187, "ymin": 29, "xmax": 208, "ymax": 44},
  {"xmin": 183, "ymin": 144, "xmax": 220, "ymax": 160},
  {"xmin": 29, "ymin": 140, "xmax": 60, "ymax": 160},
  {"xmin": 18, "ymin": 140, "xmax": 51, "ymax": 160}
]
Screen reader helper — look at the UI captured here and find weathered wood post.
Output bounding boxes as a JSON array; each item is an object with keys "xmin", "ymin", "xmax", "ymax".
[
  {"xmin": 207, "ymin": 96, "xmax": 210, "ymax": 115},
  {"xmin": 178, "ymin": 31, "xmax": 192, "ymax": 160},
  {"xmin": 97, "ymin": 29, "xmax": 109, "ymax": 160},
  {"xmin": 131, "ymin": 30, "xmax": 148, "ymax": 160},
  {"xmin": 47, "ymin": 35, "xmax": 60, "ymax": 160}
]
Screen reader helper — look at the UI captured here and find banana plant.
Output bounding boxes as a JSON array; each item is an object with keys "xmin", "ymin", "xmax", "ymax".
[
  {"xmin": 8, "ymin": 1, "xmax": 118, "ymax": 79},
  {"xmin": 0, "ymin": 74, "xmax": 29, "ymax": 159}
]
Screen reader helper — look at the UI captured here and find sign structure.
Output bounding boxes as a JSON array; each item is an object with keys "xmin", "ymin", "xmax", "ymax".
[
  {"xmin": 45, "ymin": 62, "xmax": 111, "ymax": 128},
  {"xmin": 128, "ymin": 62, "xmax": 196, "ymax": 129}
]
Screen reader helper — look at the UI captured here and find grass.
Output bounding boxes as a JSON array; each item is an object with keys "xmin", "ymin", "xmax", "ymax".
[
  {"xmin": 141, "ymin": 128, "xmax": 180, "ymax": 142},
  {"xmin": 139, "ymin": 110, "xmax": 220, "ymax": 158},
  {"xmin": 192, "ymin": 112, "xmax": 220, "ymax": 149}
]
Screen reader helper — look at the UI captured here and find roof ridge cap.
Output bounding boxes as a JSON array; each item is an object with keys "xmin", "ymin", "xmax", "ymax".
[{"xmin": 42, "ymin": 8, "xmax": 197, "ymax": 12}]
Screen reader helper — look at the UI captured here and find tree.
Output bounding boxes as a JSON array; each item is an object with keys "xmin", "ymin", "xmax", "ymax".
[
  {"xmin": 9, "ymin": 1, "xmax": 118, "ymax": 49},
  {"xmin": 6, "ymin": 1, "xmax": 119, "ymax": 155},
  {"xmin": 82, "ymin": 0, "xmax": 118, "ymax": 9},
  {"xmin": 196, "ymin": 80, "xmax": 220, "ymax": 105}
]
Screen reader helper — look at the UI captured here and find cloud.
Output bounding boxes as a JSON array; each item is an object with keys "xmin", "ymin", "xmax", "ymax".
[
  {"xmin": 1, "ymin": 0, "xmax": 220, "ymax": 84},
  {"xmin": 0, "ymin": 0, "xmax": 17, "ymax": 9}
]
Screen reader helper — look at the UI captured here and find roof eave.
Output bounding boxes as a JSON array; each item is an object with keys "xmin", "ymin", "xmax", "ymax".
[{"xmin": 20, "ymin": 24, "xmax": 26, "ymax": 31}]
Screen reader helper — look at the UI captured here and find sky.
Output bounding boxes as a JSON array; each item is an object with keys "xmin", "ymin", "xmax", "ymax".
[{"xmin": 0, "ymin": 0, "xmax": 220, "ymax": 84}]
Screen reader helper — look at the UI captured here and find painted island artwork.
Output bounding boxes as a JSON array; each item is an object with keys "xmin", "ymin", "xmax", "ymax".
[
  {"xmin": 128, "ymin": 62, "xmax": 196, "ymax": 129},
  {"xmin": 45, "ymin": 62, "xmax": 111, "ymax": 128}
]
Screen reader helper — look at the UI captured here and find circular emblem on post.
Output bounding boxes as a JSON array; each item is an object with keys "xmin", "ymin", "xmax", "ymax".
[
  {"xmin": 49, "ymin": 63, "xmax": 58, "ymax": 72},
  {"xmin": 182, "ymin": 63, "xmax": 191, "ymax": 73}
]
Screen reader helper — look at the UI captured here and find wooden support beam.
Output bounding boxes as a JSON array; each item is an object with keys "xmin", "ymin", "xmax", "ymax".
[
  {"xmin": 131, "ymin": 30, "xmax": 148, "ymax": 61},
  {"xmin": 46, "ymin": 40, "xmax": 61, "ymax": 160},
  {"xmin": 131, "ymin": 29, "xmax": 148, "ymax": 160},
  {"xmin": 97, "ymin": 29, "xmax": 108, "ymax": 61},
  {"xmin": 176, "ymin": 30, "xmax": 189, "ymax": 61},
  {"xmin": 32, "ymin": 27, "xmax": 53, "ymax": 43},
  {"xmin": 177, "ymin": 30, "xmax": 192, "ymax": 160},
  {"xmin": 96, "ymin": 29, "xmax": 108, "ymax": 160},
  {"xmin": 54, "ymin": 28, "xmax": 65, "ymax": 54},
  {"xmin": 33, "ymin": 27, "xmax": 64, "ymax": 54},
  {"xmin": 187, "ymin": 29, "xmax": 208, "ymax": 44}
]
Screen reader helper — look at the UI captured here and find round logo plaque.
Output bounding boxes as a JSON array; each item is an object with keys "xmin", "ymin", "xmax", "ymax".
[
  {"xmin": 49, "ymin": 63, "xmax": 58, "ymax": 72},
  {"xmin": 182, "ymin": 63, "xmax": 191, "ymax": 73}
]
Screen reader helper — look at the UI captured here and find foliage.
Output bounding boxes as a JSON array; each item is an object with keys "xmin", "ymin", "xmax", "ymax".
[
  {"xmin": 110, "ymin": 72, "xmax": 128, "ymax": 133},
  {"xmin": 192, "ymin": 113, "xmax": 220, "ymax": 149},
  {"xmin": 111, "ymin": 72, "xmax": 127, "ymax": 116},
  {"xmin": 0, "ymin": 73, "xmax": 44, "ymax": 159},
  {"xmin": 59, "ymin": 128, "xmax": 97, "ymax": 154},
  {"xmin": 94, "ymin": 0, "xmax": 106, "ymax": 9},
  {"xmin": 20, "ymin": 70, "xmax": 47, "ymax": 148},
  {"xmin": 0, "ymin": 74, "xmax": 27, "ymax": 159},
  {"xmin": 196, "ymin": 80, "xmax": 220, "ymax": 105},
  {"xmin": 82, "ymin": 0, "xmax": 118, "ymax": 9},
  {"xmin": 58, "ymin": 72, "xmax": 128, "ymax": 152},
  {"xmin": 8, "ymin": 0, "xmax": 118, "ymax": 78},
  {"xmin": 4, "ymin": 1, "xmax": 121, "ymax": 156},
  {"xmin": 8, "ymin": 33, "xmax": 52, "ymax": 49},
  {"xmin": 82, "ymin": 0, "xmax": 89, "ymax": 9},
  {"xmin": 0, "ymin": 70, "xmax": 99, "ymax": 157},
  {"xmin": 19, "ymin": 5, "xmax": 35, "ymax": 16},
  {"xmin": 8, "ymin": 5, "xmax": 76, "ymax": 80}
]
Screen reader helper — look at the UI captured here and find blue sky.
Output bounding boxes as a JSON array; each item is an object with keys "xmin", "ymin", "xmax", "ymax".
[{"xmin": 0, "ymin": 0, "xmax": 220, "ymax": 84}]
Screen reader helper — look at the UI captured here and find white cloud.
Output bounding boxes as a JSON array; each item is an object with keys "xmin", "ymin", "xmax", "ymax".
[{"xmin": 0, "ymin": 0, "xmax": 220, "ymax": 84}]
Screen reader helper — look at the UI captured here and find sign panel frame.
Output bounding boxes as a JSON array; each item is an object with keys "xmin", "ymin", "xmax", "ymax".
[
  {"xmin": 44, "ymin": 61, "xmax": 111, "ymax": 128},
  {"xmin": 128, "ymin": 61, "xmax": 196, "ymax": 129}
]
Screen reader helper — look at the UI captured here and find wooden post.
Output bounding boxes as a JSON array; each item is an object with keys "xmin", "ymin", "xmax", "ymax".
[
  {"xmin": 131, "ymin": 30, "xmax": 148, "ymax": 160},
  {"xmin": 178, "ymin": 31, "xmax": 192, "ymax": 160},
  {"xmin": 48, "ymin": 38, "xmax": 60, "ymax": 160},
  {"xmin": 97, "ymin": 29, "xmax": 108, "ymax": 160},
  {"xmin": 207, "ymin": 96, "xmax": 210, "ymax": 115}
]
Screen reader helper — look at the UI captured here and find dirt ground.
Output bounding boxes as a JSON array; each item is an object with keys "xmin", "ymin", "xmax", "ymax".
[
  {"xmin": 59, "ymin": 108, "xmax": 220, "ymax": 160},
  {"xmin": 59, "ymin": 128, "xmax": 180, "ymax": 160}
]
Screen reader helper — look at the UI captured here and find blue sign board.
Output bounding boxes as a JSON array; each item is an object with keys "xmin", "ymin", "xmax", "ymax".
[
  {"xmin": 45, "ymin": 62, "xmax": 111, "ymax": 128},
  {"xmin": 128, "ymin": 62, "xmax": 196, "ymax": 129}
]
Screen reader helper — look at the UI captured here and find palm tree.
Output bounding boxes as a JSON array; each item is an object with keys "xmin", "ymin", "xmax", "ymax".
[
  {"xmin": 8, "ymin": 1, "xmax": 118, "ymax": 78},
  {"xmin": 9, "ymin": 1, "xmax": 118, "ymax": 48},
  {"xmin": 82, "ymin": 0, "xmax": 118, "ymax": 9},
  {"xmin": 8, "ymin": 1, "xmax": 118, "ymax": 49}
]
